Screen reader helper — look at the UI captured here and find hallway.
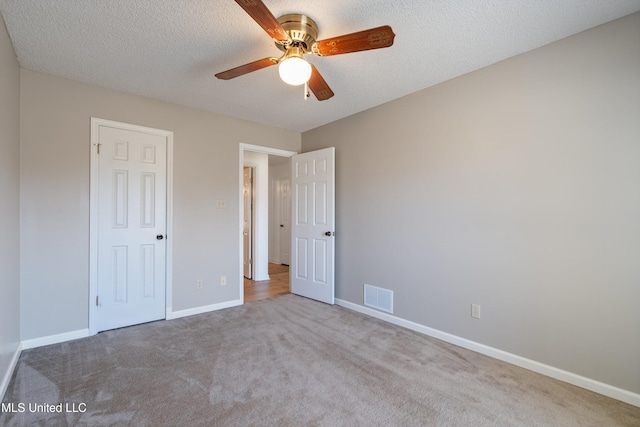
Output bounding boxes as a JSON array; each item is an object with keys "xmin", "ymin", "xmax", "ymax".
[{"xmin": 244, "ymin": 263, "xmax": 289, "ymax": 303}]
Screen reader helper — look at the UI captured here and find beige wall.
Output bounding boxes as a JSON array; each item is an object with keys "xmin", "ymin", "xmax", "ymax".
[
  {"xmin": 302, "ymin": 13, "xmax": 640, "ymax": 394},
  {"xmin": 0, "ymin": 13, "xmax": 21, "ymax": 395},
  {"xmin": 19, "ymin": 70, "xmax": 300, "ymax": 340}
]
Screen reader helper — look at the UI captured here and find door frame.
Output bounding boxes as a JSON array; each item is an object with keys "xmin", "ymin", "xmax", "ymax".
[
  {"xmin": 239, "ymin": 143, "xmax": 297, "ymax": 303},
  {"xmin": 89, "ymin": 118, "xmax": 174, "ymax": 336}
]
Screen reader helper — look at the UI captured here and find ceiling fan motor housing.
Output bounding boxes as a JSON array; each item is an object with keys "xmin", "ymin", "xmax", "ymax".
[{"xmin": 275, "ymin": 14, "xmax": 318, "ymax": 52}]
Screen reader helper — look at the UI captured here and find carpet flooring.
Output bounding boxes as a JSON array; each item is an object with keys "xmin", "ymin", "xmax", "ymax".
[{"xmin": 2, "ymin": 294, "xmax": 639, "ymax": 426}]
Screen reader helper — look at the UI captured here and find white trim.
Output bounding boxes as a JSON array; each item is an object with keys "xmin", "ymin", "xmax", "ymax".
[
  {"xmin": 2, "ymin": 329, "xmax": 90, "ymax": 399},
  {"xmin": 241, "ymin": 144, "xmax": 298, "ymax": 157},
  {"xmin": 167, "ymin": 300, "xmax": 242, "ymax": 320},
  {"xmin": 238, "ymin": 144, "xmax": 298, "ymax": 305},
  {"xmin": 21, "ymin": 329, "xmax": 90, "ymax": 350},
  {"xmin": 89, "ymin": 118, "xmax": 99, "ymax": 335},
  {"xmin": 335, "ymin": 298, "xmax": 640, "ymax": 408},
  {"xmin": 1, "ymin": 343, "xmax": 22, "ymax": 401},
  {"xmin": 166, "ymin": 132, "xmax": 174, "ymax": 319},
  {"xmin": 89, "ymin": 118, "xmax": 174, "ymax": 336}
]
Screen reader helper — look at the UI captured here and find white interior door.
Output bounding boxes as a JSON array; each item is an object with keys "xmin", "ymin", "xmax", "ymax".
[
  {"xmin": 96, "ymin": 124, "xmax": 167, "ymax": 332},
  {"xmin": 279, "ymin": 177, "xmax": 291, "ymax": 265},
  {"xmin": 290, "ymin": 147, "xmax": 335, "ymax": 304},
  {"xmin": 243, "ymin": 166, "xmax": 253, "ymax": 279}
]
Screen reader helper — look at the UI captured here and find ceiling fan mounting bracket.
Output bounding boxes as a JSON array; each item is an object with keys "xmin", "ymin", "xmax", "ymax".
[{"xmin": 275, "ymin": 14, "xmax": 318, "ymax": 53}]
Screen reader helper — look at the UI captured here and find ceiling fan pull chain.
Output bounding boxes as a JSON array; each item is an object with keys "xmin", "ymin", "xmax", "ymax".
[{"xmin": 304, "ymin": 81, "xmax": 310, "ymax": 100}]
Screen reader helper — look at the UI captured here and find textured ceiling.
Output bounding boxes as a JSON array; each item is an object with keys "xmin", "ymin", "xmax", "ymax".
[{"xmin": 1, "ymin": 1, "xmax": 639, "ymax": 132}]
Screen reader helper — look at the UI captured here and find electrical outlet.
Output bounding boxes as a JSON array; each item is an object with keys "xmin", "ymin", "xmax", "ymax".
[
  {"xmin": 471, "ymin": 304, "xmax": 481, "ymax": 319},
  {"xmin": 220, "ymin": 276, "xmax": 227, "ymax": 286},
  {"xmin": 216, "ymin": 199, "xmax": 226, "ymax": 208},
  {"xmin": 196, "ymin": 279, "xmax": 203, "ymax": 289}
]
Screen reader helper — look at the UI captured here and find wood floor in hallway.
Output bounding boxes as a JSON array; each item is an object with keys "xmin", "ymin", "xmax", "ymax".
[{"xmin": 244, "ymin": 263, "xmax": 290, "ymax": 303}]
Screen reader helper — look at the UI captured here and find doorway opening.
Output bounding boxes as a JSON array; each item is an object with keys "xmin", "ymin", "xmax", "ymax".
[{"xmin": 239, "ymin": 144, "xmax": 297, "ymax": 304}]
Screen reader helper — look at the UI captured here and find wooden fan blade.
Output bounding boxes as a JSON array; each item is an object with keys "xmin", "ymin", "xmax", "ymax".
[
  {"xmin": 308, "ymin": 65, "xmax": 334, "ymax": 101},
  {"xmin": 215, "ymin": 57, "xmax": 278, "ymax": 80},
  {"xmin": 234, "ymin": 0, "xmax": 290, "ymax": 42},
  {"xmin": 313, "ymin": 25, "xmax": 395, "ymax": 56}
]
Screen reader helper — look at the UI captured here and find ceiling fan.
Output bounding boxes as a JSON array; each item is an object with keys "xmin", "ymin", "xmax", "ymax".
[{"xmin": 215, "ymin": 0, "xmax": 396, "ymax": 101}]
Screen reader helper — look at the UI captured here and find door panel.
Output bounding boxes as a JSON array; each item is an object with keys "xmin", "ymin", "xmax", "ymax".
[
  {"xmin": 141, "ymin": 244, "xmax": 156, "ymax": 298},
  {"xmin": 97, "ymin": 125, "xmax": 167, "ymax": 332},
  {"xmin": 290, "ymin": 147, "xmax": 335, "ymax": 304},
  {"xmin": 279, "ymin": 178, "xmax": 291, "ymax": 264}
]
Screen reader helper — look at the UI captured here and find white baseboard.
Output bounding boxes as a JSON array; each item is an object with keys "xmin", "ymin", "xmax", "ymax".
[
  {"xmin": 335, "ymin": 298, "xmax": 640, "ymax": 408},
  {"xmin": 3, "ymin": 299, "xmax": 243, "ymax": 399},
  {"xmin": 18, "ymin": 299, "xmax": 243, "ymax": 352},
  {"xmin": 21, "ymin": 329, "xmax": 90, "ymax": 350},
  {"xmin": 1, "ymin": 342, "xmax": 22, "ymax": 401},
  {"xmin": 167, "ymin": 299, "xmax": 242, "ymax": 320}
]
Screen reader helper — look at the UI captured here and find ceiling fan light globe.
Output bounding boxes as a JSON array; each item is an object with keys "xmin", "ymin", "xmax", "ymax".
[{"xmin": 279, "ymin": 57, "xmax": 312, "ymax": 86}]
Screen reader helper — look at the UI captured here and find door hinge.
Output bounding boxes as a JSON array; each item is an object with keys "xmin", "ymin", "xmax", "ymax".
[
  {"xmin": 96, "ymin": 143, "xmax": 102, "ymax": 155},
  {"xmin": 96, "ymin": 295, "xmax": 99, "ymax": 306}
]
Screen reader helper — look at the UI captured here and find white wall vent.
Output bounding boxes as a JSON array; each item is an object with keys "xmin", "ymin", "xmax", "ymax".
[{"xmin": 364, "ymin": 284, "xmax": 394, "ymax": 314}]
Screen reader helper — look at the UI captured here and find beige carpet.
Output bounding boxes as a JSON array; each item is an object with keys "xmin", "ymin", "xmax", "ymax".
[{"xmin": 2, "ymin": 294, "xmax": 639, "ymax": 426}]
